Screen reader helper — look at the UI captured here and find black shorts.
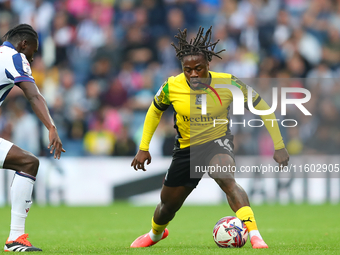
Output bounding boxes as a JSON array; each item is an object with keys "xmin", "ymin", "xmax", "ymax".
[{"xmin": 163, "ymin": 135, "xmax": 235, "ymax": 188}]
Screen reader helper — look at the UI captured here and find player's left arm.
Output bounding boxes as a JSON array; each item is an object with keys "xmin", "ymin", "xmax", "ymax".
[
  {"xmin": 19, "ymin": 81, "xmax": 66, "ymax": 159},
  {"xmin": 232, "ymin": 76, "xmax": 289, "ymax": 167},
  {"xmin": 254, "ymin": 99, "xmax": 289, "ymax": 167}
]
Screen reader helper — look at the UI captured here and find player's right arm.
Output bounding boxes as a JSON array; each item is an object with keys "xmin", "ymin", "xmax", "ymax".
[
  {"xmin": 19, "ymin": 81, "xmax": 65, "ymax": 159},
  {"xmin": 131, "ymin": 81, "xmax": 170, "ymax": 171},
  {"xmin": 7, "ymin": 52, "xmax": 65, "ymax": 159}
]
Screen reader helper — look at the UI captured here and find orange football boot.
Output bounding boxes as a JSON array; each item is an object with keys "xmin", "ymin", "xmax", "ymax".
[
  {"xmin": 130, "ymin": 229, "xmax": 169, "ymax": 248},
  {"xmin": 250, "ymin": 236, "xmax": 268, "ymax": 249},
  {"xmin": 4, "ymin": 234, "xmax": 42, "ymax": 252}
]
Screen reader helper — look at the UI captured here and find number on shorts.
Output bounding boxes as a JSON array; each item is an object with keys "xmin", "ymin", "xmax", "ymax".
[{"xmin": 214, "ymin": 138, "xmax": 232, "ymax": 152}]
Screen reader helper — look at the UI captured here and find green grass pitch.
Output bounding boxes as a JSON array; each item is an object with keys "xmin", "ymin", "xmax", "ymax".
[{"xmin": 0, "ymin": 203, "xmax": 339, "ymax": 254}]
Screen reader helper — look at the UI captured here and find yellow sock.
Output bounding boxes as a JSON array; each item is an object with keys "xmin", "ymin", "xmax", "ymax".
[
  {"xmin": 151, "ymin": 217, "xmax": 169, "ymax": 235},
  {"xmin": 236, "ymin": 206, "xmax": 258, "ymax": 232}
]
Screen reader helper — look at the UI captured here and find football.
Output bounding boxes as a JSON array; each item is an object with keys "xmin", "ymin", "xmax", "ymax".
[{"xmin": 212, "ymin": 216, "xmax": 248, "ymax": 248}]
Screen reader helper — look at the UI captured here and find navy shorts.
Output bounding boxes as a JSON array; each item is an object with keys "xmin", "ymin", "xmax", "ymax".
[{"xmin": 163, "ymin": 135, "xmax": 235, "ymax": 188}]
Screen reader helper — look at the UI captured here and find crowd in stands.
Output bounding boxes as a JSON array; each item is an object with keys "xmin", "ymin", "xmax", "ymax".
[{"xmin": 0, "ymin": 0, "xmax": 339, "ymax": 157}]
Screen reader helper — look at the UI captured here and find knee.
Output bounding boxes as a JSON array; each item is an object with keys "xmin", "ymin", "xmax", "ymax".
[
  {"xmin": 209, "ymin": 153, "xmax": 236, "ymax": 188},
  {"xmin": 214, "ymin": 175, "xmax": 236, "ymax": 191},
  {"xmin": 22, "ymin": 154, "xmax": 40, "ymax": 177}
]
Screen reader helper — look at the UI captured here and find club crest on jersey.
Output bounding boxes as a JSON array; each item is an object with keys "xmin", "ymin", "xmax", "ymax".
[
  {"xmin": 195, "ymin": 94, "xmax": 202, "ymax": 105},
  {"xmin": 195, "ymin": 81, "xmax": 222, "ymax": 106},
  {"xmin": 22, "ymin": 60, "xmax": 32, "ymax": 75}
]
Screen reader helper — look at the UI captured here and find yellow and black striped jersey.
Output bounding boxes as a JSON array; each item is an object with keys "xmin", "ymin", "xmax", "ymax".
[{"xmin": 153, "ymin": 71, "xmax": 261, "ymax": 149}]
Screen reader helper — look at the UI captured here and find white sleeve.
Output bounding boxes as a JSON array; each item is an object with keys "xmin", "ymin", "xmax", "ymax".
[{"xmin": 9, "ymin": 53, "xmax": 35, "ymax": 84}]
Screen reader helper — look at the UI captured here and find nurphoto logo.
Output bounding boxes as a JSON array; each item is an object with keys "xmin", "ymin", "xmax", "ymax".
[
  {"xmin": 201, "ymin": 85, "xmax": 311, "ymax": 116},
  {"xmin": 197, "ymin": 81, "xmax": 312, "ymax": 128}
]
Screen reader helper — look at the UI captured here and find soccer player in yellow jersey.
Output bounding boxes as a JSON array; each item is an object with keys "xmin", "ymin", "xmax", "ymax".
[{"xmin": 130, "ymin": 27, "xmax": 289, "ymax": 249}]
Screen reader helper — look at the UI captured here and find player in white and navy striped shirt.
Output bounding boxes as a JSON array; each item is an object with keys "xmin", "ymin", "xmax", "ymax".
[{"xmin": 1, "ymin": 24, "xmax": 65, "ymax": 252}]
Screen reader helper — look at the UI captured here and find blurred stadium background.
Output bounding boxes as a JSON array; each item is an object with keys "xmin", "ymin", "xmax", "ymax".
[{"xmin": 0, "ymin": 0, "xmax": 339, "ymax": 207}]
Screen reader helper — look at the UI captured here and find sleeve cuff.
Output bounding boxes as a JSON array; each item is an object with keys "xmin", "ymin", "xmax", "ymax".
[
  {"xmin": 139, "ymin": 145, "xmax": 149, "ymax": 151},
  {"xmin": 14, "ymin": 76, "xmax": 35, "ymax": 84},
  {"xmin": 274, "ymin": 142, "xmax": 285, "ymax": 150}
]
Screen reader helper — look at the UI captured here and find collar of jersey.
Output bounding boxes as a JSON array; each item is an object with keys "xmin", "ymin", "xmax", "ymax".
[
  {"xmin": 2, "ymin": 41, "xmax": 16, "ymax": 50},
  {"xmin": 186, "ymin": 72, "xmax": 212, "ymax": 91}
]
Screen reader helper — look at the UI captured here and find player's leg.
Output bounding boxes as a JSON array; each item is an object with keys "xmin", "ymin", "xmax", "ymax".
[
  {"xmin": 210, "ymin": 154, "xmax": 249, "ymax": 211},
  {"xmin": 130, "ymin": 185, "xmax": 194, "ymax": 247},
  {"xmin": 3, "ymin": 142, "xmax": 42, "ymax": 252},
  {"xmin": 131, "ymin": 147, "xmax": 198, "ymax": 248},
  {"xmin": 152, "ymin": 185, "xmax": 193, "ymax": 231},
  {"xmin": 209, "ymin": 153, "xmax": 268, "ymax": 249}
]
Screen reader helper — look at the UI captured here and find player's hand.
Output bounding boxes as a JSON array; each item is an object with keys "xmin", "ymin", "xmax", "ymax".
[
  {"xmin": 48, "ymin": 126, "xmax": 66, "ymax": 159},
  {"xmin": 131, "ymin": 150, "xmax": 152, "ymax": 171},
  {"xmin": 273, "ymin": 148, "xmax": 289, "ymax": 169}
]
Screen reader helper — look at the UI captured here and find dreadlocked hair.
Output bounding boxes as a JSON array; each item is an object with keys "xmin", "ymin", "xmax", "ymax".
[
  {"xmin": 2, "ymin": 24, "xmax": 38, "ymax": 42},
  {"xmin": 171, "ymin": 26, "xmax": 225, "ymax": 62}
]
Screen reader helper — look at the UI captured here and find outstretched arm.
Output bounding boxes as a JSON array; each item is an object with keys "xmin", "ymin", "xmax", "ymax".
[
  {"xmin": 19, "ymin": 81, "xmax": 65, "ymax": 159},
  {"xmin": 131, "ymin": 103, "xmax": 164, "ymax": 171},
  {"xmin": 231, "ymin": 76, "xmax": 289, "ymax": 167},
  {"xmin": 255, "ymin": 99, "xmax": 289, "ymax": 167}
]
